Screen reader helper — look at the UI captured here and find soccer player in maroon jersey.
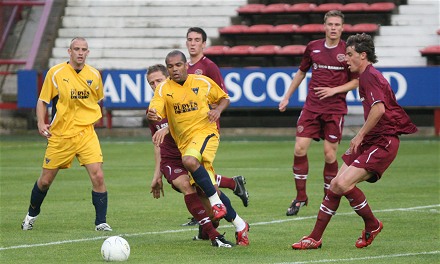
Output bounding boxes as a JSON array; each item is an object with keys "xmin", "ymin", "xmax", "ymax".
[
  {"xmin": 186, "ymin": 27, "xmax": 249, "ymax": 209},
  {"xmin": 292, "ymin": 33, "xmax": 417, "ymax": 250},
  {"xmin": 146, "ymin": 64, "xmax": 249, "ymax": 246},
  {"xmin": 278, "ymin": 10, "xmax": 359, "ymax": 216}
]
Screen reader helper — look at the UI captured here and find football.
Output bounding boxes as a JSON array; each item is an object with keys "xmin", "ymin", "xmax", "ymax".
[{"xmin": 101, "ymin": 236, "xmax": 130, "ymax": 262}]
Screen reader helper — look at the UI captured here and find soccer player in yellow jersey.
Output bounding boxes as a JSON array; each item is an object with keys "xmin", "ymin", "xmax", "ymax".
[
  {"xmin": 21, "ymin": 37, "xmax": 112, "ymax": 232},
  {"xmin": 147, "ymin": 50, "xmax": 230, "ymax": 221}
]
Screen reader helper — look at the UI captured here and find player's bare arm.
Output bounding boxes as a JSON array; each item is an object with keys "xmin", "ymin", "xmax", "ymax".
[
  {"xmin": 36, "ymin": 99, "xmax": 51, "ymax": 138},
  {"xmin": 314, "ymin": 79, "xmax": 359, "ymax": 100},
  {"xmin": 147, "ymin": 108, "xmax": 162, "ymax": 121},
  {"xmin": 152, "ymin": 126, "xmax": 169, "ymax": 146},
  {"xmin": 350, "ymin": 102, "xmax": 385, "ymax": 153},
  {"xmin": 208, "ymin": 98, "xmax": 230, "ymax": 123},
  {"xmin": 279, "ymin": 70, "xmax": 306, "ymax": 112}
]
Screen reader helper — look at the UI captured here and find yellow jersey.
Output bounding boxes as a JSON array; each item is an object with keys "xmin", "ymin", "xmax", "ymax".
[
  {"xmin": 39, "ymin": 62, "xmax": 104, "ymax": 138},
  {"xmin": 149, "ymin": 74, "xmax": 229, "ymax": 150}
]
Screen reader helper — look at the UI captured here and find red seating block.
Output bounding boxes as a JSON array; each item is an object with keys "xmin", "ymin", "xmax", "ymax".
[
  {"xmin": 367, "ymin": 2, "xmax": 396, "ymax": 12},
  {"xmin": 350, "ymin": 23, "xmax": 379, "ymax": 33},
  {"xmin": 420, "ymin": 45, "xmax": 440, "ymax": 56},
  {"xmin": 342, "ymin": 3, "xmax": 369, "ymax": 12},
  {"xmin": 260, "ymin": 3, "xmax": 290, "ymax": 14},
  {"xmin": 219, "ymin": 25, "xmax": 249, "ymax": 34},
  {"xmin": 298, "ymin": 24, "xmax": 324, "ymax": 34},
  {"xmin": 251, "ymin": 45, "xmax": 281, "ymax": 55},
  {"xmin": 204, "ymin": 45, "xmax": 229, "ymax": 56},
  {"xmin": 276, "ymin": 45, "xmax": 307, "ymax": 55},
  {"xmin": 271, "ymin": 24, "xmax": 300, "ymax": 33},
  {"xmin": 224, "ymin": 45, "xmax": 255, "ymax": 55},
  {"xmin": 314, "ymin": 3, "xmax": 344, "ymax": 12},
  {"xmin": 286, "ymin": 3, "xmax": 317, "ymax": 13},
  {"xmin": 247, "ymin": 24, "xmax": 274, "ymax": 33}
]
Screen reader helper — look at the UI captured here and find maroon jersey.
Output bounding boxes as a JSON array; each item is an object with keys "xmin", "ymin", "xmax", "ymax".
[
  {"xmin": 148, "ymin": 117, "xmax": 181, "ymax": 160},
  {"xmin": 359, "ymin": 64, "xmax": 417, "ymax": 138},
  {"xmin": 300, "ymin": 39, "xmax": 356, "ymax": 115},
  {"xmin": 188, "ymin": 56, "xmax": 227, "ymax": 92}
]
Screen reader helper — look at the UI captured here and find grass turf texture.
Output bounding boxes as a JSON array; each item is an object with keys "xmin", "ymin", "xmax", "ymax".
[{"xmin": 1, "ymin": 135, "xmax": 439, "ymax": 263}]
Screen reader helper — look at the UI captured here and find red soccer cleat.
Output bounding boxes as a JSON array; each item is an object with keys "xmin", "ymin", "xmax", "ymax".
[
  {"xmin": 292, "ymin": 236, "xmax": 322, "ymax": 250},
  {"xmin": 212, "ymin": 203, "xmax": 227, "ymax": 220},
  {"xmin": 355, "ymin": 219, "xmax": 383, "ymax": 248},
  {"xmin": 235, "ymin": 222, "xmax": 250, "ymax": 246}
]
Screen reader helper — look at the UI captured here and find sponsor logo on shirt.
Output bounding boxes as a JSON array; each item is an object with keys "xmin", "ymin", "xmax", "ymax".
[
  {"xmin": 71, "ymin": 89, "xmax": 90, "ymax": 99},
  {"xmin": 173, "ymin": 101, "xmax": 198, "ymax": 114}
]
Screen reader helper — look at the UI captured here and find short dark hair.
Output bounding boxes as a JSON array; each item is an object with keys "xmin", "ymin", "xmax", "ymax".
[
  {"xmin": 324, "ymin": 10, "xmax": 344, "ymax": 24},
  {"xmin": 346, "ymin": 33, "xmax": 378, "ymax": 64},
  {"xmin": 147, "ymin": 64, "xmax": 168, "ymax": 77},
  {"xmin": 70, "ymin": 37, "xmax": 87, "ymax": 49},
  {"xmin": 165, "ymin": 50, "xmax": 187, "ymax": 64},
  {"xmin": 187, "ymin": 27, "xmax": 207, "ymax": 42}
]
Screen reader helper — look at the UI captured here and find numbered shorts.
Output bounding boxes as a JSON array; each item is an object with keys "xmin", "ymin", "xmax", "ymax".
[
  {"xmin": 43, "ymin": 126, "xmax": 103, "ymax": 169},
  {"xmin": 296, "ymin": 109, "xmax": 344, "ymax": 143},
  {"xmin": 160, "ymin": 158, "xmax": 190, "ymax": 192},
  {"xmin": 342, "ymin": 135, "xmax": 400, "ymax": 183}
]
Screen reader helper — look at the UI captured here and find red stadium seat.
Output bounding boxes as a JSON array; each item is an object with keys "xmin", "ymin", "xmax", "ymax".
[
  {"xmin": 236, "ymin": 4, "xmax": 265, "ymax": 14},
  {"xmin": 247, "ymin": 24, "xmax": 274, "ymax": 33},
  {"xmin": 314, "ymin": 3, "xmax": 344, "ymax": 12},
  {"xmin": 219, "ymin": 25, "xmax": 249, "ymax": 35},
  {"xmin": 367, "ymin": 2, "xmax": 396, "ymax": 12},
  {"xmin": 224, "ymin": 45, "xmax": 255, "ymax": 55},
  {"xmin": 350, "ymin": 23, "xmax": 379, "ymax": 33},
  {"xmin": 343, "ymin": 24, "xmax": 353, "ymax": 32},
  {"xmin": 271, "ymin": 24, "xmax": 300, "ymax": 34},
  {"xmin": 341, "ymin": 3, "xmax": 369, "ymax": 12},
  {"xmin": 251, "ymin": 45, "xmax": 281, "ymax": 55},
  {"xmin": 298, "ymin": 24, "xmax": 324, "ymax": 34},
  {"xmin": 204, "ymin": 45, "xmax": 230, "ymax": 56},
  {"xmin": 286, "ymin": 3, "xmax": 317, "ymax": 13},
  {"xmin": 276, "ymin": 45, "xmax": 306, "ymax": 55},
  {"xmin": 420, "ymin": 45, "xmax": 440, "ymax": 56},
  {"xmin": 260, "ymin": 3, "xmax": 290, "ymax": 14}
]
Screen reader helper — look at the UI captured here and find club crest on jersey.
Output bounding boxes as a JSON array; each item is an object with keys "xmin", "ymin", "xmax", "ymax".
[
  {"xmin": 86, "ymin": 80, "xmax": 93, "ymax": 87},
  {"xmin": 194, "ymin": 69, "xmax": 203, "ymax": 75},
  {"xmin": 192, "ymin": 87, "xmax": 199, "ymax": 95},
  {"xmin": 337, "ymin": 54, "xmax": 345, "ymax": 62}
]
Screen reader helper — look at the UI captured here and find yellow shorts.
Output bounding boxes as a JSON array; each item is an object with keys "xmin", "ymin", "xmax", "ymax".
[
  {"xmin": 42, "ymin": 125, "xmax": 103, "ymax": 169},
  {"xmin": 184, "ymin": 132, "xmax": 218, "ymax": 186}
]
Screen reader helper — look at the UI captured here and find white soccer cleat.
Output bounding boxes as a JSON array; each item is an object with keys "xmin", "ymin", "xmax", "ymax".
[
  {"xmin": 95, "ymin": 223, "xmax": 113, "ymax": 231},
  {"xmin": 21, "ymin": 213, "xmax": 38, "ymax": 230}
]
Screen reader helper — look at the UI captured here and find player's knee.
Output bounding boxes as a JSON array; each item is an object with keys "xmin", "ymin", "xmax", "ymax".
[{"xmin": 182, "ymin": 156, "xmax": 199, "ymax": 171}]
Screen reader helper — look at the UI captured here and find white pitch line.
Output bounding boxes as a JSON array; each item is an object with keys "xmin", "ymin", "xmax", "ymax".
[
  {"xmin": 274, "ymin": 251, "xmax": 440, "ymax": 264},
  {"xmin": 1, "ymin": 204, "xmax": 439, "ymax": 251}
]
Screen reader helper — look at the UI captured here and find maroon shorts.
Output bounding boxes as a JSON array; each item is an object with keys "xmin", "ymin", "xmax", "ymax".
[
  {"xmin": 160, "ymin": 157, "xmax": 189, "ymax": 191},
  {"xmin": 296, "ymin": 109, "xmax": 344, "ymax": 143},
  {"xmin": 342, "ymin": 135, "xmax": 400, "ymax": 183}
]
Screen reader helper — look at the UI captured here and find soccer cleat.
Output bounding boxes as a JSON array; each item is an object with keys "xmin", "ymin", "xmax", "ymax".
[
  {"xmin": 211, "ymin": 234, "xmax": 234, "ymax": 248},
  {"xmin": 292, "ymin": 236, "xmax": 322, "ymax": 250},
  {"xmin": 95, "ymin": 223, "xmax": 112, "ymax": 231},
  {"xmin": 212, "ymin": 203, "xmax": 227, "ymax": 220},
  {"xmin": 355, "ymin": 220, "xmax": 383, "ymax": 248},
  {"xmin": 21, "ymin": 213, "xmax": 38, "ymax": 230},
  {"xmin": 233, "ymin": 175, "xmax": 249, "ymax": 207},
  {"xmin": 286, "ymin": 198, "xmax": 308, "ymax": 216},
  {"xmin": 182, "ymin": 217, "xmax": 199, "ymax": 226},
  {"xmin": 235, "ymin": 222, "xmax": 250, "ymax": 246}
]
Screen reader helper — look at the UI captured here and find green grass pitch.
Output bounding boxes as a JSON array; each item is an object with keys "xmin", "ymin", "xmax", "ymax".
[{"xmin": 1, "ymin": 134, "xmax": 439, "ymax": 263}]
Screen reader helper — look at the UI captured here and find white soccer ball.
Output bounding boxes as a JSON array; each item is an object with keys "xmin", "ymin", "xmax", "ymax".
[{"xmin": 101, "ymin": 236, "xmax": 130, "ymax": 262}]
